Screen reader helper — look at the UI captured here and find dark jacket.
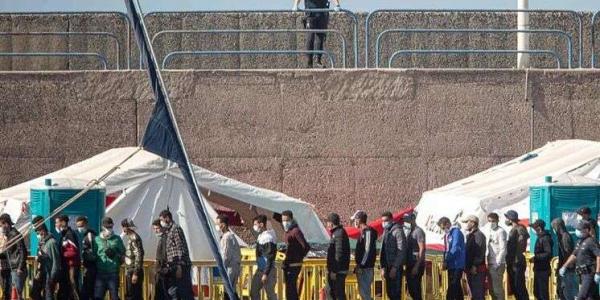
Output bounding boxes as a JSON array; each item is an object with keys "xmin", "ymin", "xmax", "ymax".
[
  {"xmin": 36, "ymin": 234, "xmax": 61, "ymax": 282},
  {"xmin": 380, "ymin": 223, "xmax": 407, "ymax": 270},
  {"xmin": 2, "ymin": 227, "xmax": 27, "ymax": 272},
  {"xmin": 506, "ymin": 224, "xmax": 529, "ymax": 266},
  {"xmin": 80, "ymin": 228, "xmax": 97, "ymax": 269},
  {"xmin": 443, "ymin": 226, "xmax": 466, "ymax": 270},
  {"xmin": 124, "ymin": 231, "xmax": 145, "ymax": 275},
  {"xmin": 551, "ymin": 218, "xmax": 574, "ymax": 269},
  {"xmin": 465, "ymin": 228, "xmax": 486, "ymax": 270},
  {"xmin": 355, "ymin": 225, "xmax": 377, "ymax": 269},
  {"xmin": 59, "ymin": 227, "xmax": 80, "ymax": 268},
  {"xmin": 255, "ymin": 230, "xmax": 277, "ymax": 276},
  {"xmin": 327, "ymin": 225, "xmax": 350, "ymax": 273},
  {"xmin": 533, "ymin": 230, "xmax": 553, "ymax": 271},
  {"xmin": 283, "ymin": 223, "xmax": 310, "ymax": 266}
]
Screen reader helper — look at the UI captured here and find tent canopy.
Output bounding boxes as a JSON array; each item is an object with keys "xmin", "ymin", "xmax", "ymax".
[
  {"xmin": 415, "ymin": 140, "xmax": 600, "ymax": 249},
  {"xmin": 0, "ymin": 147, "xmax": 329, "ymax": 260}
]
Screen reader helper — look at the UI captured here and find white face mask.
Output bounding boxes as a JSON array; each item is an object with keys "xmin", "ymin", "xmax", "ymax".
[
  {"xmin": 36, "ymin": 234, "xmax": 42, "ymax": 240},
  {"xmin": 215, "ymin": 225, "xmax": 222, "ymax": 233},
  {"xmin": 156, "ymin": 232, "xmax": 163, "ymax": 238},
  {"xmin": 103, "ymin": 227, "xmax": 113, "ymax": 237},
  {"xmin": 77, "ymin": 227, "xmax": 86, "ymax": 234},
  {"xmin": 490, "ymin": 222, "xmax": 499, "ymax": 230},
  {"xmin": 444, "ymin": 227, "xmax": 450, "ymax": 234},
  {"xmin": 160, "ymin": 221, "xmax": 169, "ymax": 228},
  {"xmin": 577, "ymin": 215, "xmax": 583, "ymax": 221},
  {"xmin": 253, "ymin": 225, "xmax": 261, "ymax": 232},
  {"xmin": 120, "ymin": 232, "xmax": 127, "ymax": 240},
  {"xmin": 282, "ymin": 221, "xmax": 292, "ymax": 232},
  {"xmin": 55, "ymin": 226, "xmax": 61, "ymax": 234}
]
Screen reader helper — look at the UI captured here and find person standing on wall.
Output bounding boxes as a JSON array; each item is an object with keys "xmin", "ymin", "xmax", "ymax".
[
  {"xmin": 404, "ymin": 212, "xmax": 426, "ymax": 300},
  {"xmin": 159, "ymin": 210, "xmax": 195, "ymax": 300},
  {"xmin": 31, "ymin": 216, "xmax": 61, "ymax": 300},
  {"xmin": 462, "ymin": 215, "xmax": 486, "ymax": 300},
  {"xmin": 0, "ymin": 214, "xmax": 27, "ymax": 300},
  {"xmin": 437, "ymin": 216, "xmax": 465, "ymax": 300},
  {"xmin": 530, "ymin": 219, "xmax": 553, "ymax": 300},
  {"xmin": 55, "ymin": 215, "xmax": 80, "ymax": 300},
  {"xmin": 559, "ymin": 220, "xmax": 600, "ymax": 300},
  {"xmin": 326, "ymin": 213, "xmax": 350, "ymax": 300},
  {"xmin": 551, "ymin": 218, "xmax": 576, "ymax": 300},
  {"xmin": 250, "ymin": 214, "xmax": 278, "ymax": 300},
  {"xmin": 486, "ymin": 213, "xmax": 507, "ymax": 300},
  {"xmin": 281, "ymin": 210, "xmax": 310, "ymax": 300},
  {"xmin": 216, "ymin": 214, "xmax": 242, "ymax": 300},
  {"xmin": 292, "ymin": 0, "xmax": 341, "ymax": 68},
  {"xmin": 352, "ymin": 210, "xmax": 377, "ymax": 300},
  {"xmin": 122, "ymin": 219, "xmax": 144, "ymax": 300},
  {"xmin": 380, "ymin": 211, "xmax": 407, "ymax": 300},
  {"xmin": 76, "ymin": 216, "xmax": 97, "ymax": 300},
  {"xmin": 504, "ymin": 210, "xmax": 530, "ymax": 300}
]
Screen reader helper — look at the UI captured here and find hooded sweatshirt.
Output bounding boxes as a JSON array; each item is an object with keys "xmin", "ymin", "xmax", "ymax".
[{"xmin": 551, "ymin": 218, "xmax": 574, "ymax": 269}]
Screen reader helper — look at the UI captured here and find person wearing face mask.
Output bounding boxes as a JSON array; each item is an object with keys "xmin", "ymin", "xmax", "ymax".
[
  {"xmin": 486, "ymin": 213, "xmax": 507, "ymax": 300},
  {"xmin": 31, "ymin": 216, "xmax": 61, "ymax": 300},
  {"xmin": 250, "ymin": 214, "xmax": 278, "ymax": 300},
  {"xmin": 0, "ymin": 214, "xmax": 27, "ymax": 300},
  {"xmin": 504, "ymin": 210, "xmax": 529, "ymax": 300},
  {"xmin": 404, "ymin": 212, "xmax": 426, "ymax": 300},
  {"xmin": 437, "ymin": 216, "xmax": 465, "ymax": 300},
  {"xmin": 462, "ymin": 215, "xmax": 486, "ymax": 300},
  {"xmin": 380, "ymin": 211, "xmax": 406, "ymax": 300},
  {"xmin": 54, "ymin": 214, "xmax": 80, "ymax": 300},
  {"xmin": 551, "ymin": 218, "xmax": 576, "ymax": 300},
  {"xmin": 577, "ymin": 207, "xmax": 598, "ymax": 239},
  {"xmin": 351, "ymin": 210, "xmax": 377, "ymax": 300},
  {"xmin": 92, "ymin": 217, "xmax": 125, "ymax": 300},
  {"xmin": 530, "ymin": 219, "xmax": 553, "ymax": 300},
  {"xmin": 216, "ymin": 215, "xmax": 241, "ymax": 300},
  {"xmin": 76, "ymin": 216, "xmax": 97, "ymax": 300},
  {"xmin": 559, "ymin": 220, "xmax": 600, "ymax": 300},
  {"xmin": 121, "ymin": 219, "xmax": 144, "ymax": 300},
  {"xmin": 281, "ymin": 210, "xmax": 309, "ymax": 300},
  {"xmin": 159, "ymin": 209, "xmax": 194, "ymax": 299},
  {"xmin": 152, "ymin": 219, "xmax": 169, "ymax": 300},
  {"xmin": 326, "ymin": 213, "xmax": 350, "ymax": 300}
]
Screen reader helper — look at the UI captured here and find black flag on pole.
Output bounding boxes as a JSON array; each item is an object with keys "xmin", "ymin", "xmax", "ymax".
[{"xmin": 123, "ymin": 1, "xmax": 238, "ymax": 299}]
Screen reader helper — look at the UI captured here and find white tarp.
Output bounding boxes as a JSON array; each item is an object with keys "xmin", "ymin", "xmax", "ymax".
[
  {"xmin": 0, "ymin": 147, "xmax": 330, "ymax": 259},
  {"xmin": 415, "ymin": 140, "xmax": 600, "ymax": 248}
]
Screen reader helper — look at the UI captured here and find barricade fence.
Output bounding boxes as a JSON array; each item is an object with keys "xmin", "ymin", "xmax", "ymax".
[{"xmin": 10, "ymin": 253, "xmax": 559, "ymax": 300}]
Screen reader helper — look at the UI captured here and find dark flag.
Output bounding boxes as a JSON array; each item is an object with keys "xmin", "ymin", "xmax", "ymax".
[{"xmin": 123, "ymin": 1, "xmax": 238, "ymax": 299}]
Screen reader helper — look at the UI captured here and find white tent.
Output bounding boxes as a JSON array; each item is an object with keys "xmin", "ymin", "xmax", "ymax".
[
  {"xmin": 415, "ymin": 139, "xmax": 600, "ymax": 248},
  {"xmin": 0, "ymin": 147, "xmax": 330, "ymax": 260}
]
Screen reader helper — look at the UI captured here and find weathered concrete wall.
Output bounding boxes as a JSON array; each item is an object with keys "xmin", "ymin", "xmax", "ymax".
[
  {"xmin": 1, "ymin": 11, "xmax": 596, "ymax": 70},
  {"xmin": 1, "ymin": 69, "xmax": 600, "ymax": 221}
]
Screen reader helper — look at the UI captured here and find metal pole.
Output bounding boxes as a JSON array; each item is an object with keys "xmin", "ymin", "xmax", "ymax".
[{"xmin": 517, "ymin": 0, "xmax": 530, "ymax": 68}]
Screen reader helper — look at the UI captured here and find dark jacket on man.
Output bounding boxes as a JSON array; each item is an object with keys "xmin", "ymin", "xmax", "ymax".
[
  {"xmin": 283, "ymin": 223, "xmax": 310, "ymax": 267},
  {"xmin": 81, "ymin": 228, "xmax": 97, "ymax": 269},
  {"xmin": 506, "ymin": 224, "xmax": 529, "ymax": 266},
  {"xmin": 465, "ymin": 228, "xmax": 487, "ymax": 270},
  {"xmin": 256, "ymin": 230, "xmax": 277, "ymax": 276},
  {"xmin": 125, "ymin": 231, "xmax": 145, "ymax": 275},
  {"xmin": 533, "ymin": 230, "xmax": 553, "ymax": 271},
  {"xmin": 551, "ymin": 218, "xmax": 574, "ymax": 268},
  {"xmin": 355, "ymin": 225, "xmax": 377, "ymax": 269},
  {"xmin": 380, "ymin": 223, "xmax": 407, "ymax": 270},
  {"xmin": 327, "ymin": 225, "xmax": 350, "ymax": 273},
  {"xmin": 3, "ymin": 227, "xmax": 27, "ymax": 272}
]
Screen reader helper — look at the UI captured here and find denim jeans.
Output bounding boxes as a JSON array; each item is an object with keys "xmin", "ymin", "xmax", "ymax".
[
  {"xmin": 356, "ymin": 268, "xmax": 373, "ymax": 300},
  {"xmin": 446, "ymin": 269, "xmax": 464, "ymax": 300},
  {"xmin": 94, "ymin": 272, "xmax": 119, "ymax": 300}
]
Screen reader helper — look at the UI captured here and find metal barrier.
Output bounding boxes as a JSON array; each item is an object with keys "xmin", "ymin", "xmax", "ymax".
[
  {"xmin": 592, "ymin": 11, "xmax": 600, "ymax": 68},
  {"xmin": 162, "ymin": 50, "xmax": 336, "ymax": 69},
  {"xmin": 365, "ymin": 9, "xmax": 584, "ymax": 68},
  {"xmin": 144, "ymin": 9, "xmax": 359, "ymax": 68},
  {"xmin": 0, "ymin": 11, "xmax": 131, "ymax": 69},
  {"xmin": 0, "ymin": 32, "xmax": 121, "ymax": 69},
  {"xmin": 151, "ymin": 29, "xmax": 347, "ymax": 68},
  {"xmin": 375, "ymin": 28, "xmax": 573, "ymax": 69},
  {"xmin": 388, "ymin": 49, "xmax": 562, "ymax": 69},
  {"xmin": 0, "ymin": 52, "xmax": 108, "ymax": 70}
]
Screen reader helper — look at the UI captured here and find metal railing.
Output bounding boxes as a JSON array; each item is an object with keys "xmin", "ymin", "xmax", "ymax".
[
  {"xmin": 151, "ymin": 29, "xmax": 347, "ymax": 68},
  {"xmin": 365, "ymin": 9, "xmax": 583, "ymax": 68},
  {"xmin": 0, "ymin": 11, "xmax": 131, "ymax": 69},
  {"xmin": 0, "ymin": 52, "xmax": 108, "ymax": 70},
  {"xmin": 0, "ymin": 32, "xmax": 121, "ymax": 69},
  {"xmin": 162, "ymin": 50, "xmax": 335, "ymax": 69},
  {"xmin": 592, "ymin": 11, "xmax": 600, "ymax": 68},
  {"xmin": 388, "ymin": 49, "xmax": 562, "ymax": 69},
  {"xmin": 375, "ymin": 28, "xmax": 573, "ymax": 68},
  {"xmin": 144, "ymin": 9, "xmax": 359, "ymax": 68}
]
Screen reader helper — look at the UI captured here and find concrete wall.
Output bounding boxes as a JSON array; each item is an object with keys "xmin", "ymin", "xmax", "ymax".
[
  {"xmin": 1, "ymin": 69, "xmax": 600, "ymax": 220},
  {"xmin": 1, "ymin": 11, "xmax": 597, "ymax": 70}
]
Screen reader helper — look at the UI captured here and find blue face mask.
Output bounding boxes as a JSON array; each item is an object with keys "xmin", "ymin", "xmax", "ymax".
[{"xmin": 575, "ymin": 229, "xmax": 584, "ymax": 238}]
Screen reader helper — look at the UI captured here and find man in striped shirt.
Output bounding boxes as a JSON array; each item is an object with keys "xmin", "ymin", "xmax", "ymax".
[{"xmin": 352, "ymin": 210, "xmax": 377, "ymax": 300}]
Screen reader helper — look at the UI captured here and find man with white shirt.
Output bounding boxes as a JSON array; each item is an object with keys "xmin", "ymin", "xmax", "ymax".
[{"xmin": 487, "ymin": 213, "xmax": 507, "ymax": 300}]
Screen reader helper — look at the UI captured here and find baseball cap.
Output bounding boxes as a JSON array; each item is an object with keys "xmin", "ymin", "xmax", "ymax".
[
  {"xmin": 577, "ymin": 207, "xmax": 592, "ymax": 216},
  {"xmin": 350, "ymin": 210, "xmax": 367, "ymax": 221},
  {"xmin": 461, "ymin": 215, "xmax": 479, "ymax": 224},
  {"xmin": 532, "ymin": 219, "xmax": 546, "ymax": 229},
  {"xmin": 504, "ymin": 210, "xmax": 519, "ymax": 222}
]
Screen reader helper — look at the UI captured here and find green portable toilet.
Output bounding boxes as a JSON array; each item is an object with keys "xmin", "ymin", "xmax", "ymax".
[
  {"xmin": 29, "ymin": 178, "xmax": 105, "ymax": 254},
  {"xmin": 529, "ymin": 176, "xmax": 600, "ymax": 254}
]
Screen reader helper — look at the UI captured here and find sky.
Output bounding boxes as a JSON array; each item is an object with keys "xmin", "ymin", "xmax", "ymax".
[{"xmin": 1, "ymin": 0, "xmax": 599, "ymax": 13}]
